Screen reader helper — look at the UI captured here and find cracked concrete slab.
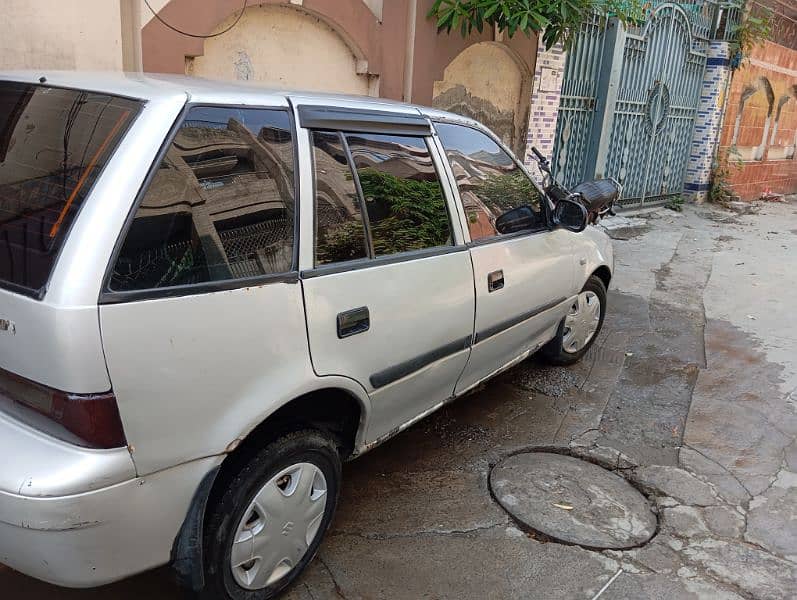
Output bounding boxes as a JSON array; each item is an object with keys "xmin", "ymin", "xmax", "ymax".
[
  {"xmin": 661, "ymin": 506, "xmax": 712, "ymax": 538},
  {"xmin": 601, "ymin": 572, "xmax": 746, "ymax": 600},
  {"xmin": 333, "ymin": 467, "xmax": 508, "ymax": 539},
  {"xmin": 744, "ymin": 469, "xmax": 797, "ymax": 560},
  {"xmin": 317, "ymin": 529, "xmax": 619, "ymax": 600},
  {"xmin": 685, "ymin": 319, "xmax": 795, "ymax": 496},
  {"xmin": 681, "ymin": 538, "xmax": 797, "ymax": 599},
  {"xmin": 703, "ymin": 506, "xmax": 745, "ymax": 539},
  {"xmin": 633, "ymin": 465, "xmax": 720, "ymax": 507}
]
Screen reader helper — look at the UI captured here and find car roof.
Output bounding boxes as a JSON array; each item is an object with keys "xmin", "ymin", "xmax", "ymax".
[{"xmin": 0, "ymin": 70, "xmax": 480, "ymax": 127}]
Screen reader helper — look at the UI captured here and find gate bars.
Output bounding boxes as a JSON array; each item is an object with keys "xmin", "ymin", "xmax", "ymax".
[{"xmin": 551, "ymin": 1, "xmax": 743, "ymax": 208}]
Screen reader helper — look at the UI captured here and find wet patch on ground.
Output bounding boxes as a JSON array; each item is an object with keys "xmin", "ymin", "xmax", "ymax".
[
  {"xmin": 507, "ymin": 359, "xmax": 583, "ymax": 397},
  {"xmin": 604, "ymin": 225, "xmax": 652, "ymax": 241}
]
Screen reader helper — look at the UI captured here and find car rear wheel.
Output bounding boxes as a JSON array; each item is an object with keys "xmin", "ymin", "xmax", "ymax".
[
  {"xmin": 541, "ymin": 275, "xmax": 606, "ymax": 366},
  {"xmin": 201, "ymin": 430, "xmax": 341, "ymax": 599}
]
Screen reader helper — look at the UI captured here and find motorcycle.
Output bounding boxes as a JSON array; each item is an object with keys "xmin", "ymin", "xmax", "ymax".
[{"xmin": 529, "ymin": 146, "xmax": 620, "ymax": 225}]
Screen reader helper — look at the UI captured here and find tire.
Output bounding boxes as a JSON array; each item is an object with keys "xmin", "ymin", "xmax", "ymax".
[
  {"xmin": 200, "ymin": 430, "xmax": 341, "ymax": 600},
  {"xmin": 541, "ymin": 275, "xmax": 607, "ymax": 366}
]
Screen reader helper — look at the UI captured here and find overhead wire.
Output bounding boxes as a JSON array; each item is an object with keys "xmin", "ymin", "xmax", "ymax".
[{"xmin": 143, "ymin": 0, "xmax": 247, "ymax": 39}]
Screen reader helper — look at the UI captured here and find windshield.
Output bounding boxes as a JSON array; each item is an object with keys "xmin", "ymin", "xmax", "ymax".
[{"xmin": 0, "ymin": 82, "xmax": 141, "ymax": 296}]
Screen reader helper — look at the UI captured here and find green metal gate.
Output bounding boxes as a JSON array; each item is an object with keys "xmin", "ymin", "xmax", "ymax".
[{"xmin": 552, "ymin": 2, "xmax": 734, "ymax": 207}]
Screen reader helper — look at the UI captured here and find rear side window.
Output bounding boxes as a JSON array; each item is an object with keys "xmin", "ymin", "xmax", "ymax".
[
  {"xmin": 110, "ymin": 106, "xmax": 296, "ymax": 292},
  {"xmin": 0, "ymin": 82, "xmax": 140, "ymax": 296},
  {"xmin": 312, "ymin": 131, "xmax": 368, "ymax": 265},
  {"xmin": 345, "ymin": 133, "xmax": 452, "ymax": 257},
  {"xmin": 435, "ymin": 122, "xmax": 544, "ymax": 241}
]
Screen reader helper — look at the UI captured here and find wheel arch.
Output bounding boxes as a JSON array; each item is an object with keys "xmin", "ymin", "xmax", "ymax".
[
  {"xmin": 171, "ymin": 382, "xmax": 370, "ymax": 591},
  {"xmin": 592, "ymin": 265, "xmax": 612, "ymax": 290}
]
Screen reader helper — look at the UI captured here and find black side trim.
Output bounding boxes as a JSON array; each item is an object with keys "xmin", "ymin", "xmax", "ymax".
[
  {"xmin": 100, "ymin": 271, "xmax": 299, "ymax": 304},
  {"xmin": 298, "ymin": 106, "xmax": 431, "ymax": 136},
  {"xmin": 474, "ymin": 297, "xmax": 568, "ymax": 344},
  {"xmin": 370, "ymin": 335, "xmax": 472, "ymax": 389},
  {"xmin": 301, "ymin": 245, "xmax": 466, "ymax": 279}
]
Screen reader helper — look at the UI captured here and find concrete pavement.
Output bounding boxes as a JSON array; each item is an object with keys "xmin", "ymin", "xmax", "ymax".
[{"xmin": 2, "ymin": 200, "xmax": 796, "ymax": 598}]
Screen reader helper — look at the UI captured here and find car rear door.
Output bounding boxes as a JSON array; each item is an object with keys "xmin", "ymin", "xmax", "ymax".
[
  {"xmin": 99, "ymin": 104, "xmax": 314, "ymax": 474},
  {"xmin": 432, "ymin": 121, "xmax": 576, "ymax": 396},
  {"xmin": 296, "ymin": 106, "xmax": 474, "ymax": 444}
]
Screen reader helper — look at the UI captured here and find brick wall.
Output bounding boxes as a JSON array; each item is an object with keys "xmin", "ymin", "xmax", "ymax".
[
  {"xmin": 719, "ymin": 40, "xmax": 797, "ymax": 200},
  {"xmin": 523, "ymin": 41, "xmax": 565, "ymax": 182}
]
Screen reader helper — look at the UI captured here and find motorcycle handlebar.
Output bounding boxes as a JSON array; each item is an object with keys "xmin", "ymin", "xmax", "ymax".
[{"xmin": 531, "ymin": 146, "xmax": 546, "ymax": 162}]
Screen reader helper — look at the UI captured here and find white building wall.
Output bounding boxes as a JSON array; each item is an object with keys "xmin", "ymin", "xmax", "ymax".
[{"xmin": 0, "ymin": 0, "xmax": 124, "ymax": 71}]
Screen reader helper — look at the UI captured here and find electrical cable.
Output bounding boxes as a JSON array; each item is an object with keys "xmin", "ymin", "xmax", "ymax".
[{"xmin": 143, "ymin": 0, "xmax": 247, "ymax": 39}]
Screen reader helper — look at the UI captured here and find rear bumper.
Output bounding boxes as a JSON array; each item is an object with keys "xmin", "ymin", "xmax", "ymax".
[
  {"xmin": 0, "ymin": 411, "xmax": 221, "ymax": 587},
  {"xmin": 0, "ymin": 456, "xmax": 221, "ymax": 588}
]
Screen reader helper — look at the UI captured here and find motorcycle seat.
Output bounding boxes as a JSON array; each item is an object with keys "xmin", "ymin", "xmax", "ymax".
[{"xmin": 571, "ymin": 179, "xmax": 620, "ymax": 212}]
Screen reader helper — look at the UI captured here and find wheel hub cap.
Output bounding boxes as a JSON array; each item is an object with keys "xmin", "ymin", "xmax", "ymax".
[
  {"xmin": 230, "ymin": 462, "xmax": 328, "ymax": 590},
  {"xmin": 562, "ymin": 291, "xmax": 600, "ymax": 354}
]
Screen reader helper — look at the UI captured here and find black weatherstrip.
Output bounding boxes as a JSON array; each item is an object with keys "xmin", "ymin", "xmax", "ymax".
[
  {"xmin": 370, "ymin": 335, "xmax": 472, "ymax": 389},
  {"xmin": 297, "ymin": 106, "xmax": 432, "ymax": 136},
  {"xmin": 474, "ymin": 297, "xmax": 568, "ymax": 344}
]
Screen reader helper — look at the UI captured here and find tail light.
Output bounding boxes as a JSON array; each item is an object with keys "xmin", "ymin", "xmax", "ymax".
[{"xmin": 0, "ymin": 368, "xmax": 127, "ymax": 449}]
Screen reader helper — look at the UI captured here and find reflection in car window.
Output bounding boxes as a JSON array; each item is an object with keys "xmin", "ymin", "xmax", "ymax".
[
  {"xmin": 345, "ymin": 133, "xmax": 452, "ymax": 256},
  {"xmin": 435, "ymin": 122, "xmax": 543, "ymax": 241},
  {"xmin": 312, "ymin": 131, "xmax": 367, "ymax": 265},
  {"xmin": 0, "ymin": 83, "xmax": 140, "ymax": 295},
  {"xmin": 110, "ymin": 107, "xmax": 296, "ymax": 291}
]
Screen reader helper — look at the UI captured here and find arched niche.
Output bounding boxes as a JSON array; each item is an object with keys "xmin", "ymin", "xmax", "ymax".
[
  {"xmin": 431, "ymin": 42, "xmax": 532, "ymax": 158},
  {"xmin": 188, "ymin": 4, "xmax": 373, "ymax": 95},
  {"xmin": 754, "ymin": 77, "xmax": 775, "ymax": 161}
]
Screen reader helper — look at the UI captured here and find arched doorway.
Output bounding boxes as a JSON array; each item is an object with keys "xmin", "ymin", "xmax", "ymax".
[
  {"xmin": 432, "ymin": 42, "xmax": 532, "ymax": 158},
  {"xmin": 188, "ymin": 4, "xmax": 372, "ymax": 95}
]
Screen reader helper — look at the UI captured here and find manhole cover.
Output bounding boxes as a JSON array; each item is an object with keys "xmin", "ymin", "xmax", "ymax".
[{"xmin": 490, "ymin": 452, "xmax": 657, "ymax": 549}]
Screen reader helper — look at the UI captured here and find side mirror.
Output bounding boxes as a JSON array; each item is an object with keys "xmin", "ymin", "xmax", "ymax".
[
  {"xmin": 495, "ymin": 205, "xmax": 536, "ymax": 234},
  {"xmin": 553, "ymin": 199, "xmax": 588, "ymax": 233}
]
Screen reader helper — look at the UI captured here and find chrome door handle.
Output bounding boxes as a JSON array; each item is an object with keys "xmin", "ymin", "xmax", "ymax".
[
  {"xmin": 337, "ymin": 306, "xmax": 370, "ymax": 338},
  {"xmin": 488, "ymin": 270, "xmax": 504, "ymax": 292}
]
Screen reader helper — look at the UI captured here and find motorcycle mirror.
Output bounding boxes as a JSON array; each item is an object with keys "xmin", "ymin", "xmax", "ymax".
[{"xmin": 553, "ymin": 198, "xmax": 588, "ymax": 233}]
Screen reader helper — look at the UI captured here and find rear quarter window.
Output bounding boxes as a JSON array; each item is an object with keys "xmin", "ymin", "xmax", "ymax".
[
  {"xmin": 0, "ymin": 82, "xmax": 140, "ymax": 296},
  {"xmin": 109, "ymin": 106, "xmax": 296, "ymax": 293}
]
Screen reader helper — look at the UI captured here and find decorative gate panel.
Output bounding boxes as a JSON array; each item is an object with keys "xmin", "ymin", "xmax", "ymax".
[
  {"xmin": 551, "ymin": 2, "xmax": 726, "ymax": 208},
  {"xmin": 551, "ymin": 13, "xmax": 607, "ymax": 190},
  {"xmin": 606, "ymin": 5, "xmax": 708, "ymax": 206}
]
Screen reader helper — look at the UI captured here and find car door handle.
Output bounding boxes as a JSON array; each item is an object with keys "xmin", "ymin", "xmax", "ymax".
[
  {"xmin": 337, "ymin": 306, "xmax": 370, "ymax": 338},
  {"xmin": 488, "ymin": 270, "xmax": 504, "ymax": 292}
]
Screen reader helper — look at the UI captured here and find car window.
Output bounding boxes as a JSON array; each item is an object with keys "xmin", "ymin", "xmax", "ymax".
[
  {"xmin": 435, "ymin": 122, "xmax": 544, "ymax": 241},
  {"xmin": 0, "ymin": 82, "xmax": 140, "ymax": 296},
  {"xmin": 311, "ymin": 131, "xmax": 368, "ymax": 265},
  {"xmin": 110, "ymin": 106, "xmax": 296, "ymax": 292},
  {"xmin": 345, "ymin": 132, "xmax": 452, "ymax": 256}
]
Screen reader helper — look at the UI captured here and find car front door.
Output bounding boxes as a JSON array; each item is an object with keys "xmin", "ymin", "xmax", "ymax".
[
  {"xmin": 432, "ymin": 121, "xmax": 576, "ymax": 396},
  {"xmin": 297, "ymin": 110, "xmax": 475, "ymax": 444}
]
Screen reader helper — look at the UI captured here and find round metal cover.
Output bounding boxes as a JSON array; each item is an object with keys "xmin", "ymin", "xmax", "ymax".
[{"xmin": 490, "ymin": 452, "xmax": 657, "ymax": 549}]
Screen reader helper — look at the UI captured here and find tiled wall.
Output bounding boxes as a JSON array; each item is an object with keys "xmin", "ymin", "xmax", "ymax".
[
  {"xmin": 684, "ymin": 41, "xmax": 732, "ymax": 201},
  {"xmin": 524, "ymin": 41, "xmax": 565, "ymax": 182},
  {"xmin": 718, "ymin": 40, "xmax": 797, "ymax": 200}
]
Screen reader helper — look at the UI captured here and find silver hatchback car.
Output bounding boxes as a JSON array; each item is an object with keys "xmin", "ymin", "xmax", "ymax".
[{"xmin": 0, "ymin": 72, "xmax": 612, "ymax": 598}]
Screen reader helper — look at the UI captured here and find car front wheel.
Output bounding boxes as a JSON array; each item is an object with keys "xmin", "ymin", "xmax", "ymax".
[
  {"xmin": 542, "ymin": 275, "xmax": 607, "ymax": 365},
  {"xmin": 201, "ymin": 429, "xmax": 341, "ymax": 599}
]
